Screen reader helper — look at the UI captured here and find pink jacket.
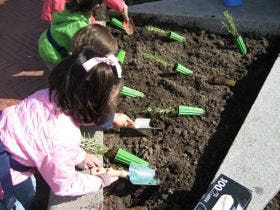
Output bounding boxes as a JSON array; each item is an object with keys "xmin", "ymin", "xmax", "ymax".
[
  {"xmin": 41, "ymin": 0, "xmax": 126, "ymax": 23},
  {"xmin": 0, "ymin": 89, "xmax": 109, "ymax": 196},
  {"xmin": 41, "ymin": 0, "xmax": 66, "ymax": 22}
]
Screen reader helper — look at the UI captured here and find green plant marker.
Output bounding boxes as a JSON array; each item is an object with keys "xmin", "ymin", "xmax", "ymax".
[
  {"xmin": 235, "ymin": 36, "xmax": 247, "ymax": 55},
  {"xmin": 121, "ymin": 85, "xmax": 145, "ymax": 97},
  {"xmin": 175, "ymin": 63, "xmax": 193, "ymax": 75},
  {"xmin": 178, "ymin": 105, "xmax": 205, "ymax": 116},
  {"xmin": 168, "ymin": 31, "xmax": 186, "ymax": 42},
  {"xmin": 115, "ymin": 148, "xmax": 149, "ymax": 166},
  {"xmin": 117, "ymin": 50, "xmax": 126, "ymax": 64},
  {"xmin": 111, "ymin": 17, "xmax": 124, "ymax": 30},
  {"xmin": 221, "ymin": 11, "xmax": 248, "ymax": 55}
]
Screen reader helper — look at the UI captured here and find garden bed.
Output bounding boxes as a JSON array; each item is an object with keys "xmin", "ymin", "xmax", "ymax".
[{"xmin": 103, "ymin": 17, "xmax": 280, "ymax": 210}]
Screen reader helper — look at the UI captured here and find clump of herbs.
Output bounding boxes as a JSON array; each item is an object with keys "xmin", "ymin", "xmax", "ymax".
[
  {"xmin": 221, "ymin": 10, "xmax": 239, "ymax": 38},
  {"xmin": 146, "ymin": 107, "xmax": 177, "ymax": 117},
  {"xmin": 81, "ymin": 134, "xmax": 108, "ymax": 155},
  {"xmin": 145, "ymin": 25, "xmax": 169, "ymax": 36},
  {"xmin": 144, "ymin": 52, "xmax": 170, "ymax": 67}
]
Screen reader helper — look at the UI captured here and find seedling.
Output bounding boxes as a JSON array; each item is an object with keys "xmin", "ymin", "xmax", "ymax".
[
  {"xmin": 146, "ymin": 107, "xmax": 177, "ymax": 117},
  {"xmin": 81, "ymin": 134, "xmax": 108, "ymax": 155},
  {"xmin": 144, "ymin": 52, "xmax": 170, "ymax": 67},
  {"xmin": 145, "ymin": 25, "xmax": 169, "ymax": 36},
  {"xmin": 117, "ymin": 49, "xmax": 126, "ymax": 64},
  {"xmin": 115, "ymin": 148, "xmax": 149, "ymax": 166},
  {"xmin": 146, "ymin": 105, "xmax": 205, "ymax": 117},
  {"xmin": 146, "ymin": 26, "xmax": 186, "ymax": 43},
  {"xmin": 121, "ymin": 85, "xmax": 145, "ymax": 97},
  {"xmin": 221, "ymin": 11, "xmax": 247, "ymax": 55}
]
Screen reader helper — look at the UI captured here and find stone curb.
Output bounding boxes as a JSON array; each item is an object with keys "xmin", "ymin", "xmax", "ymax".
[{"xmin": 214, "ymin": 54, "xmax": 280, "ymax": 209}]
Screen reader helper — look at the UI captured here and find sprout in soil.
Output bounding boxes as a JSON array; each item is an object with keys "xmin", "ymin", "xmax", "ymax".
[
  {"xmin": 145, "ymin": 25, "xmax": 169, "ymax": 36},
  {"xmin": 146, "ymin": 106, "xmax": 205, "ymax": 117},
  {"xmin": 221, "ymin": 10, "xmax": 239, "ymax": 38},
  {"xmin": 146, "ymin": 107, "xmax": 177, "ymax": 117},
  {"xmin": 221, "ymin": 10, "xmax": 247, "ymax": 55},
  {"xmin": 81, "ymin": 134, "xmax": 108, "ymax": 155},
  {"xmin": 144, "ymin": 52, "xmax": 170, "ymax": 67}
]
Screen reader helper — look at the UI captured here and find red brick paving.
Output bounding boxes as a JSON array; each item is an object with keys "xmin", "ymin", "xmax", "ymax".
[{"xmin": 0, "ymin": 0, "xmax": 49, "ymax": 110}]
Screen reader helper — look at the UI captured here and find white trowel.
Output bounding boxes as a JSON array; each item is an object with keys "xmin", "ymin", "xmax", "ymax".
[{"xmin": 133, "ymin": 118, "xmax": 161, "ymax": 130}]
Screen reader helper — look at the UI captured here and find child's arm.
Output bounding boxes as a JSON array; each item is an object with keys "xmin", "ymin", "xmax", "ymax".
[
  {"xmin": 41, "ymin": 0, "xmax": 66, "ymax": 22},
  {"xmin": 36, "ymin": 140, "xmax": 114, "ymax": 196},
  {"xmin": 103, "ymin": 0, "xmax": 129, "ymax": 22}
]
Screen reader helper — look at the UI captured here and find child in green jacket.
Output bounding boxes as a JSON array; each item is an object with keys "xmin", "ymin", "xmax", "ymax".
[{"xmin": 38, "ymin": 0, "xmax": 100, "ymax": 69}]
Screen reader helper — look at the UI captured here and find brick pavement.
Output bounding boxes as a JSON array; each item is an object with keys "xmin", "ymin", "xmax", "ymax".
[
  {"xmin": 0, "ymin": 0, "xmax": 53, "ymax": 208},
  {"xmin": 0, "ymin": 0, "xmax": 48, "ymax": 110},
  {"xmin": 0, "ymin": 2, "xmax": 104, "ymax": 209}
]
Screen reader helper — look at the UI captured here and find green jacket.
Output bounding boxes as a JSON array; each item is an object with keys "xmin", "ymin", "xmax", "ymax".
[{"xmin": 38, "ymin": 10, "xmax": 90, "ymax": 64}]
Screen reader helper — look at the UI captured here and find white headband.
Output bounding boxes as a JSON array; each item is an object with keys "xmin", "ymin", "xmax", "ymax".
[{"xmin": 82, "ymin": 55, "xmax": 122, "ymax": 78}]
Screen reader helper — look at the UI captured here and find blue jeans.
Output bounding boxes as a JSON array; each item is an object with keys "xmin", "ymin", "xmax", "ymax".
[{"xmin": 0, "ymin": 176, "xmax": 36, "ymax": 210}]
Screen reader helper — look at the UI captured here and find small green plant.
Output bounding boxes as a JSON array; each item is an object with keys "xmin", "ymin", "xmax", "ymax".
[
  {"xmin": 145, "ymin": 25, "xmax": 169, "ymax": 36},
  {"xmin": 146, "ymin": 106, "xmax": 205, "ymax": 117},
  {"xmin": 81, "ymin": 134, "xmax": 108, "ymax": 155},
  {"xmin": 221, "ymin": 10, "xmax": 247, "ymax": 55},
  {"xmin": 221, "ymin": 11, "xmax": 239, "ymax": 38},
  {"xmin": 146, "ymin": 107, "xmax": 177, "ymax": 117},
  {"xmin": 144, "ymin": 52, "xmax": 170, "ymax": 67}
]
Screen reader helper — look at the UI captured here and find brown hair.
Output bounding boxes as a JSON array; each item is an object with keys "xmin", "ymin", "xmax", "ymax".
[
  {"xmin": 49, "ymin": 48, "xmax": 121, "ymax": 125},
  {"xmin": 66, "ymin": 0, "xmax": 102, "ymax": 17},
  {"xmin": 72, "ymin": 24, "xmax": 118, "ymax": 55}
]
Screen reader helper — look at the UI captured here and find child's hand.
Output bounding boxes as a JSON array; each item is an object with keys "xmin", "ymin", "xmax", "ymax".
[
  {"xmin": 90, "ymin": 167, "xmax": 119, "ymax": 185},
  {"xmin": 79, "ymin": 153, "xmax": 101, "ymax": 170},
  {"xmin": 113, "ymin": 113, "xmax": 135, "ymax": 128}
]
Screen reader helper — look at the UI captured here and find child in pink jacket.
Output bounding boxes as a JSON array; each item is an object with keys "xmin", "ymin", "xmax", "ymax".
[
  {"xmin": 41, "ymin": 0, "xmax": 130, "ymax": 23},
  {"xmin": 0, "ymin": 47, "xmax": 134, "ymax": 209}
]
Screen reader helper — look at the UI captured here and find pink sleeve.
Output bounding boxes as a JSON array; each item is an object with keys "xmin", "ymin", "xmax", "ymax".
[
  {"xmin": 41, "ymin": 0, "xmax": 66, "ymax": 22},
  {"xmin": 37, "ymin": 140, "xmax": 107, "ymax": 196},
  {"xmin": 105, "ymin": 0, "xmax": 126, "ymax": 13}
]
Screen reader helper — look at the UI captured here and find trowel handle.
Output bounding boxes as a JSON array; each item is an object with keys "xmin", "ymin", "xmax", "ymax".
[
  {"xmin": 107, "ymin": 168, "xmax": 129, "ymax": 178},
  {"xmin": 90, "ymin": 167, "xmax": 129, "ymax": 178}
]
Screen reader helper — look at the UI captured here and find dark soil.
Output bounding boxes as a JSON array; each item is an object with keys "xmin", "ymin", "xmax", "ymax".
[{"xmin": 103, "ymin": 17, "xmax": 280, "ymax": 210}]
